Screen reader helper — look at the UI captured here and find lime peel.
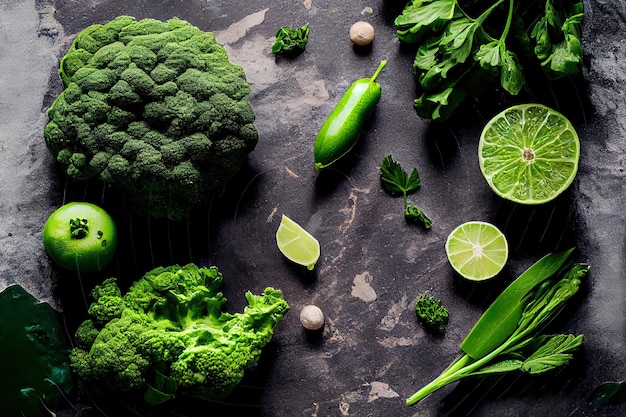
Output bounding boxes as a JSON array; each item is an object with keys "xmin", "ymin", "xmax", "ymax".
[
  {"xmin": 445, "ymin": 221, "xmax": 508, "ymax": 281},
  {"xmin": 276, "ymin": 215, "xmax": 320, "ymax": 270}
]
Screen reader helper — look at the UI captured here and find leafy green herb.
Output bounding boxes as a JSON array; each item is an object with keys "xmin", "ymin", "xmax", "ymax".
[
  {"xmin": 406, "ymin": 249, "xmax": 588, "ymax": 406},
  {"xmin": 272, "ymin": 25, "xmax": 310, "ymax": 55},
  {"xmin": 380, "ymin": 154, "xmax": 421, "ymax": 195},
  {"xmin": 394, "ymin": 0, "xmax": 584, "ymax": 120},
  {"xmin": 380, "ymin": 154, "xmax": 431, "ymax": 228},
  {"xmin": 531, "ymin": 1, "xmax": 584, "ymax": 80}
]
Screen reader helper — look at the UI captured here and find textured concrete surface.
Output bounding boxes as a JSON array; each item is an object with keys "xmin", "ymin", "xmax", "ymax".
[{"xmin": 1, "ymin": 0, "xmax": 626, "ymax": 416}]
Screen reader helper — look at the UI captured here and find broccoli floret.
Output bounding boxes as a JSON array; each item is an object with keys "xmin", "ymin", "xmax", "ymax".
[
  {"xmin": 86, "ymin": 277, "xmax": 125, "ymax": 324},
  {"xmin": 74, "ymin": 319, "xmax": 100, "ymax": 349},
  {"xmin": 414, "ymin": 293, "xmax": 449, "ymax": 334},
  {"xmin": 70, "ymin": 264, "xmax": 289, "ymax": 405},
  {"xmin": 45, "ymin": 16, "xmax": 259, "ymax": 220}
]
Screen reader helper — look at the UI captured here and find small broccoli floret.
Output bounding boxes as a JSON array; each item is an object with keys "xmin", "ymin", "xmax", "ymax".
[
  {"xmin": 170, "ymin": 346, "xmax": 247, "ymax": 399},
  {"xmin": 74, "ymin": 319, "xmax": 100, "ymax": 349},
  {"xmin": 69, "ymin": 264, "xmax": 289, "ymax": 405},
  {"xmin": 87, "ymin": 277, "xmax": 125, "ymax": 324},
  {"xmin": 45, "ymin": 16, "xmax": 259, "ymax": 220},
  {"xmin": 414, "ymin": 293, "xmax": 449, "ymax": 334}
]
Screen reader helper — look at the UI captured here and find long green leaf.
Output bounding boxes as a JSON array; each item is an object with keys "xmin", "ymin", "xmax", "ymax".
[
  {"xmin": 460, "ymin": 248, "xmax": 575, "ymax": 359},
  {"xmin": 591, "ymin": 380, "xmax": 626, "ymax": 406}
]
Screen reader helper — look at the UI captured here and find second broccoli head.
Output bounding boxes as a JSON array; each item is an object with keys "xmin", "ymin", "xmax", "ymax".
[
  {"xmin": 70, "ymin": 263, "xmax": 290, "ymax": 404},
  {"xmin": 45, "ymin": 16, "xmax": 259, "ymax": 220}
]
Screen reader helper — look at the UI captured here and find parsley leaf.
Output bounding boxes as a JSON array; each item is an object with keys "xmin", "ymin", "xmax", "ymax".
[
  {"xmin": 380, "ymin": 154, "xmax": 421, "ymax": 196},
  {"xmin": 394, "ymin": 0, "xmax": 585, "ymax": 120},
  {"xmin": 272, "ymin": 26, "xmax": 310, "ymax": 55},
  {"xmin": 380, "ymin": 155, "xmax": 431, "ymax": 228}
]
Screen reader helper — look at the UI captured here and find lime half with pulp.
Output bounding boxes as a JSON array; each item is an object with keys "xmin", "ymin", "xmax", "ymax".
[
  {"xmin": 276, "ymin": 214, "xmax": 320, "ymax": 270},
  {"xmin": 445, "ymin": 221, "xmax": 508, "ymax": 281},
  {"xmin": 478, "ymin": 103, "xmax": 580, "ymax": 205}
]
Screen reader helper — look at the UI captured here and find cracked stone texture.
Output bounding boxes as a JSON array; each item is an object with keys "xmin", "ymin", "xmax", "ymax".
[{"xmin": 1, "ymin": 0, "xmax": 625, "ymax": 416}]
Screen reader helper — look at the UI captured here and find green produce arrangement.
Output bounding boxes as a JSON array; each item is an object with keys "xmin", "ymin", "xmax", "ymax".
[{"xmin": 9, "ymin": 1, "xmax": 616, "ymax": 415}]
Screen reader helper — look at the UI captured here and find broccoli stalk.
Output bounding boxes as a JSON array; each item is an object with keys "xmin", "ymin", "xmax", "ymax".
[{"xmin": 70, "ymin": 264, "xmax": 290, "ymax": 405}]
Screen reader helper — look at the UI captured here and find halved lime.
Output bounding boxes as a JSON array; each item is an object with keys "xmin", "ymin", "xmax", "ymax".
[
  {"xmin": 445, "ymin": 221, "xmax": 508, "ymax": 281},
  {"xmin": 478, "ymin": 103, "xmax": 580, "ymax": 205},
  {"xmin": 276, "ymin": 214, "xmax": 320, "ymax": 270}
]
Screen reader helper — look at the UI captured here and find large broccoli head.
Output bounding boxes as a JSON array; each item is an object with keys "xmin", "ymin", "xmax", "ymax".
[
  {"xmin": 45, "ymin": 16, "xmax": 259, "ymax": 220},
  {"xmin": 70, "ymin": 264, "xmax": 290, "ymax": 404}
]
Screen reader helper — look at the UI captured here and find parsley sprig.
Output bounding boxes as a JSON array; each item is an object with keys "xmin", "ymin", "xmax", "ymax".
[
  {"xmin": 272, "ymin": 25, "xmax": 310, "ymax": 55},
  {"xmin": 380, "ymin": 154, "xmax": 432, "ymax": 228},
  {"xmin": 394, "ymin": 0, "xmax": 585, "ymax": 120}
]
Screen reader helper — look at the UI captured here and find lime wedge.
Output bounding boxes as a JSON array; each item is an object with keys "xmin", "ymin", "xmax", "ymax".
[
  {"xmin": 445, "ymin": 221, "xmax": 508, "ymax": 281},
  {"xmin": 276, "ymin": 215, "xmax": 320, "ymax": 270},
  {"xmin": 478, "ymin": 103, "xmax": 580, "ymax": 205}
]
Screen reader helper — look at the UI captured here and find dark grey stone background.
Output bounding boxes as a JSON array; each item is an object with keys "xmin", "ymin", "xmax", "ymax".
[{"xmin": 1, "ymin": 0, "xmax": 625, "ymax": 416}]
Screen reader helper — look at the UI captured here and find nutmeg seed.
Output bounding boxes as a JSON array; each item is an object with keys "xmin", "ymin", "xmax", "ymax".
[
  {"xmin": 300, "ymin": 305, "xmax": 325, "ymax": 330},
  {"xmin": 349, "ymin": 21, "xmax": 375, "ymax": 46}
]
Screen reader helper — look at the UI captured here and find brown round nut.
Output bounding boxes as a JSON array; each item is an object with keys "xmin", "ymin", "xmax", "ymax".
[
  {"xmin": 349, "ymin": 21, "xmax": 375, "ymax": 46},
  {"xmin": 300, "ymin": 305, "xmax": 325, "ymax": 330}
]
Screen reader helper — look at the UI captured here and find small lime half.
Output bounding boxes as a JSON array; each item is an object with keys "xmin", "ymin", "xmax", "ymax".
[
  {"xmin": 478, "ymin": 103, "xmax": 580, "ymax": 205},
  {"xmin": 445, "ymin": 221, "xmax": 508, "ymax": 281},
  {"xmin": 276, "ymin": 214, "xmax": 320, "ymax": 270}
]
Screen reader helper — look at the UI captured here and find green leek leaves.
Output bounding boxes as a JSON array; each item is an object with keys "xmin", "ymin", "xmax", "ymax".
[{"xmin": 407, "ymin": 249, "xmax": 588, "ymax": 406}]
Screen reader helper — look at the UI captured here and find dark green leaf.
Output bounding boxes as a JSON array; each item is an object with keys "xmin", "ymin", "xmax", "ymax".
[
  {"xmin": 0, "ymin": 284, "xmax": 73, "ymax": 416},
  {"xmin": 530, "ymin": 18, "xmax": 552, "ymax": 60},
  {"xmin": 380, "ymin": 154, "xmax": 421, "ymax": 196},
  {"xmin": 590, "ymin": 380, "xmax": 626, "ymax": 406},
  {"xmin": 440, "ymin": 17, "xmax": 479, "ymax": 64},
  {"xmin": 145, "ymin": 367, "xmax": 178, "ymax": 405},
  {"xmin": 414, "ymin": 37, "xmax": 441, "ymax": 71},
  {"xmin": 541, "ymin": 33, "xmax": 582, "ymax": 79},
  {"xmin": 475, "ymin": 40, "xmax": 503, "ymax": 70},
  {"xmin": 272, "ymin": 26, "xmax": 310, "ymax": 54},
  {"xmin": 414, "ymin": 85, "xmax": 468, "ymax": 120}
]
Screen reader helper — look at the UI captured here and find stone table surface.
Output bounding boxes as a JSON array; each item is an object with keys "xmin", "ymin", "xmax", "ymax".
[{"xmin": 1, "ymin": 0, "xmax": 626, "ymax": 416}]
